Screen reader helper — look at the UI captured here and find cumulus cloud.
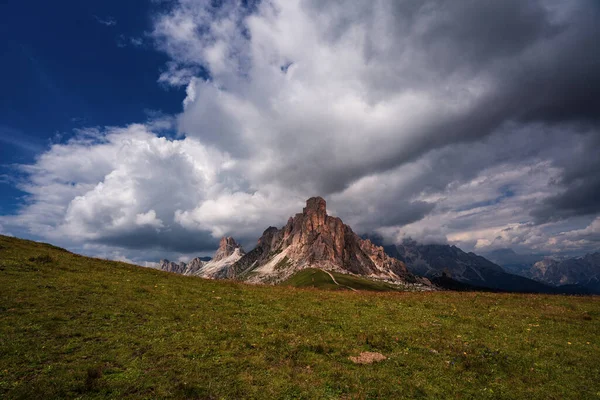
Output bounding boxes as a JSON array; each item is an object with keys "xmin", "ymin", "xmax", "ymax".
[
  {"xmin": 0, "ymin": 124, "xmax": 305, "ymax": 261},
  {"xmin": 2, "ymin": 0, "xmax": 600, "ymax": 261}
]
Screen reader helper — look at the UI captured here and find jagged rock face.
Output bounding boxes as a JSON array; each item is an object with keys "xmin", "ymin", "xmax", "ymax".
[
  {"xmin": 213, "ymin": 237, "xmax": 242, "ymax": 262},
  {"xmin": 200, "ymin": 239, "xmax": 245, "ymax": 279},
  {"xmin": 159, "ymin": 259, "xmax": 187, "ymax": 274},
  {"xmin": 185, "ymin": 258, "xmax": 206, "ymax": 276},
  {"xmin": 229, "ymin": 197, "xmax": 416, "ymax": 284},
  {"xmin": 159, "ymin": 237, "xmax": 245, "ymax": 278}
]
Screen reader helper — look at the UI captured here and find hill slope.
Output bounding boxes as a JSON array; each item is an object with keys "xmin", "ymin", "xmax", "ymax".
[
  {"xmin": 1, "ymin": 234, "xmax": 599, "ymax": 399},
  {"xmin": 281, "ymin": 268, "xmax": 414, "ymax": 292}
]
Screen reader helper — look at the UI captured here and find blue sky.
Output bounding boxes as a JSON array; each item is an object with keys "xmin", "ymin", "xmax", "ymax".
[
  {"xmin": 0, "ymin": 0, "xmax": 183, "ymax": 214},
  {"xmin": 0, "ymin": 0, "xmax": 598, "ymax": 263}
]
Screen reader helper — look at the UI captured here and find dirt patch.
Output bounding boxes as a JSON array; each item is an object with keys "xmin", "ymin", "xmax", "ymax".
[{"xmin": 349, "ymin": 352, "xmax": 387, "ymax": 364}]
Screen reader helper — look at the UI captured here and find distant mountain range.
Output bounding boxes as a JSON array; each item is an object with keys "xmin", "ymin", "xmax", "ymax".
[
  {"xmin": 380, "ymin": 240, "xmax": 559, "ymax": 293},
  {"xmin": 159, "ymin": 197, "xmax": 598, "ymax": 294},
  {"xmin": 530, "ymin": 253, "xmax": 600, "ymax": 293},
  {"xmin": 483, "ymin": 248, "xmax": 600, "ymax": 293},
  {"xmin": 484, "ymin": 248, "xmax": 546, "ymax": 277}
]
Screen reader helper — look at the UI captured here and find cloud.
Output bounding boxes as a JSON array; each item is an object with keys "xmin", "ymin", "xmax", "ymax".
[
  {"xmin": 154, "ymin": 0, "xmax": 600, "ymax": 194},
  {"xmin": 157, "ymin": 62, "xmax": 201, "ymax": 87},
  {"xmin": 531, "ymin": 131, "xmax": 600, "ymax": 222},
  {"xmin": 94, "ymin": 15, "xmax": 117, "ymax": 27},
  {"xmin": 117, "ymin": 35, "xmax": 146, "ymax": 48},
  {"xmin": 0, "ymin": 125, "xmax": 46, "ymax": 153},
  {"xmin": 2, "ymin": 0, "xmax": 599, "ymax": 262},
  {"xmin": 130, "ymin": 37, "xmax": 144, "ymax": 47},
  {"xmin": 555, "ymin": 217, "xmax": 600, "ymax": 252},
  {"xmin": 3, "ymin": 125, "xmax": 221, "ymax": 250}
]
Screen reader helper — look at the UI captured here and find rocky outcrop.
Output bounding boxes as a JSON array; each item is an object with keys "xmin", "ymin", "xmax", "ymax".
[
  {"xmin": 185, "ymin": 257, "xmax": 207, "ymax": 276},
  {"xmin": 228, "ymin": 197, "xmax": 421, "ymax": 284},
  {"xmin": 200, "ymin": 237, "xmax": 245, "ymax": 278},
  {"xmin": 213, "ymin": 237, "xmax": 242, "ymax": 262},
  {"xmin": 159, "ymin": 259, "xmax": 188, "ymax": 274},
  {"xmin": 159, "ymin": 236, "xmax": 245, "ymax": 278}
]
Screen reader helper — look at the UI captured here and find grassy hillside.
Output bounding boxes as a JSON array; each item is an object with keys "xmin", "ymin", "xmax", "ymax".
[
  {"xmin": 282, "ymin": 268, "xmax": 407, "ymax": 292},
  {"xmin": 1, "ymin": 234, "xmax": 599, "ymax": 399}
]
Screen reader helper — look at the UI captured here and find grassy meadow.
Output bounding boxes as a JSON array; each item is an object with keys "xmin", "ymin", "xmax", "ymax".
[
  {"xmin": 0, "ymin": 234, "xmax": 599, "ymax": 399},
  {"xmin": 282, "ymin": 268, "xmax": 410, "ymax": 292}
]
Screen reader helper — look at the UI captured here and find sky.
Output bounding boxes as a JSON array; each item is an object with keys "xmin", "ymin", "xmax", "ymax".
[{"xmin": 1, "ymin": 0, "xmax": 599, "ymax": 265}]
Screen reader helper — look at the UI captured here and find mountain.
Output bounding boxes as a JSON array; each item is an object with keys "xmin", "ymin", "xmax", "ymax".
[
  {"xmin": 382, "ymin": 240, "xmax": 557, "ymax": 293},
  {"xmin": 484, "ymin": 249, "xmax": 600, "ymax": 293},
  {"xmin": 227, "ymin": 197, "xmax": 428, "ymax": 287},
  {"xmin": 531, "ymin": 253, "xmax": 600, "ymax": 293},
  {"xmin": 159, "ymin": 237, "xmax": 245, "ymax": 278},
  {"xmin": 483, "ymin": 248, "xmax": 544, "ymax": 277},
  {"xmin": 200, "ymin": 237, "xmax": 246, "ymax": 278}
]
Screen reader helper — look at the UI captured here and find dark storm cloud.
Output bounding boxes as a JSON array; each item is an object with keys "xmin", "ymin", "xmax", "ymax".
[
  {"xmin": 258, "ymin": 0, "xmax": 600, "ymax": 198},
  {"xmin": 335, "ymin": 199, "xmax": 436, "ymax": 234},
  {"xmin": 95, "ymin": 227, "xmax": 219, "ymax": 253},
  {"xmin": 532, "ymin": 133, "xmax": 600, "ymax": 223}
]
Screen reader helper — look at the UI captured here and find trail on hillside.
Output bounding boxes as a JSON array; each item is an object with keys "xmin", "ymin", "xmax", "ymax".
[{"xmin": 322, "ymin": 269, "xmax": 358, "ymax": 292}]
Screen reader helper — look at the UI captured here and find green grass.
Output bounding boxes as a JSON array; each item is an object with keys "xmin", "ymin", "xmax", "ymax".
[
  {"xmin": 1, "ymin": 234, "xmax": 600, "ymax": 399},
  {"xmin": 282, "ymin": 268, "xmax": 406, "ymax": 292},
  {"xmin": 281, "ymin": 268, "xmax": 344, "ymax": 291}
]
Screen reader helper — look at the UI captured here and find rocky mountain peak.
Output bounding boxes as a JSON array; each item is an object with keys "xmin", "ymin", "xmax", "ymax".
[
  {"xmin": 304, "ymin": 196, "xmax": 327, "ymax": 215},
  {"xmin": 159, "ymin": 236, "xmax": 245, "ymax": 278},
  {"xmin": 228, "ymin": 196, "xmax": 423, "ymax": 285},
  {"xmin": 213, "ymin": 236, "xmax": 243, "ymax": 262}
]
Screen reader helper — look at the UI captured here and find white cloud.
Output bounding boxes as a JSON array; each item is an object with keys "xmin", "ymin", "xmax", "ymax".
[
  {"xmin": 130, "ymin": 37, "xmax": 143, "ymax": 47},
  {"xmin": 135, "ymin": 210, "xmax": 164, "ymax": 228},
  {"xmin": 174, "ymin": 189, "xmax": 303, "ymax": 238},
  {"xmin": 3, "ymin": 125, "xmax": 233, "ymax": 245},
  {"xmin": 94, "ymin": 15, "xmax": 117, "ymax": 27},
  {"xmin": 158, "ymin": 62, "xmax": 199, "ymax": 87}
]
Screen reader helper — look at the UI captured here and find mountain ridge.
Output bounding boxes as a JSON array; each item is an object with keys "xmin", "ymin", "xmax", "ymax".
[
  {"xmin": 159, "ymin": 236, "xmax": 245, "ymax": 278},
  {"xmin": 381, "ymin": 240, "xmax": 562, "ymax": 293},
  {"xmin": 531, "ymin": 253, "xmax": 600, "ymax": 292}
]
